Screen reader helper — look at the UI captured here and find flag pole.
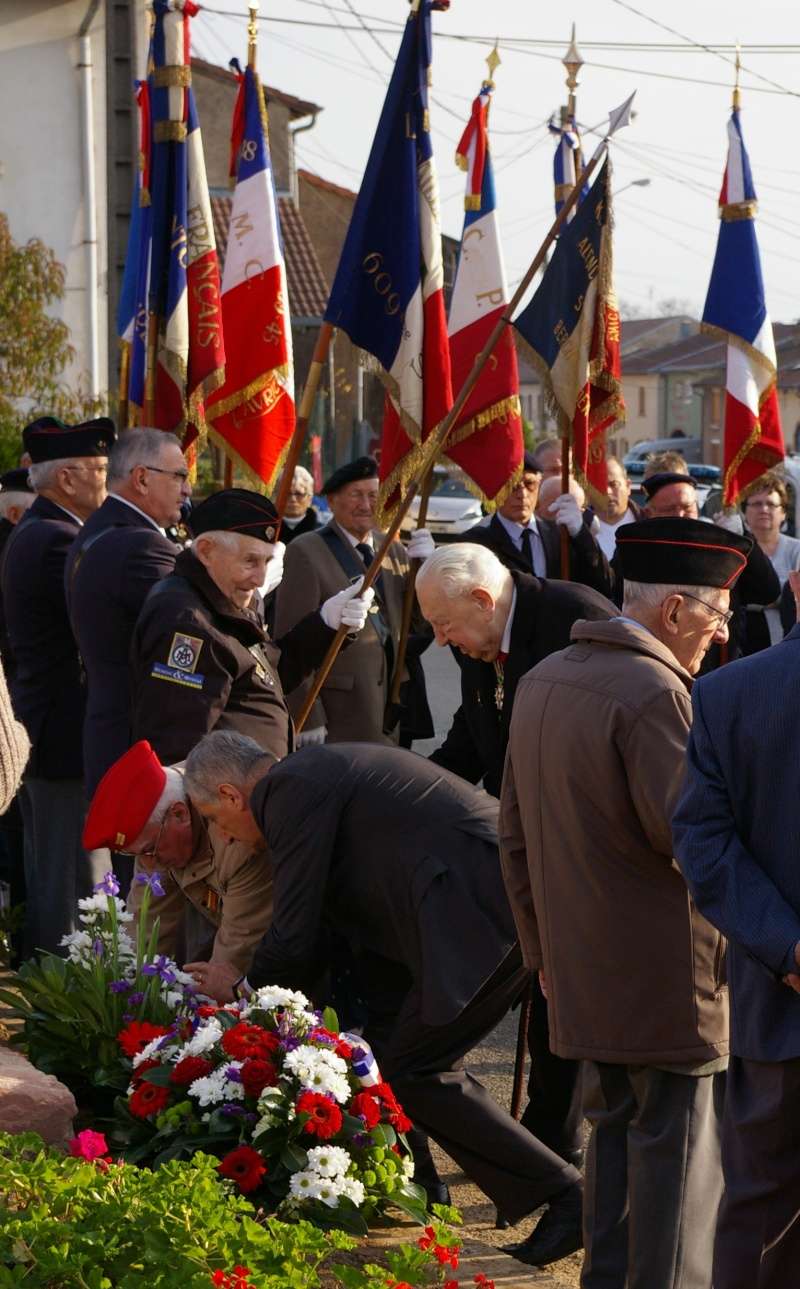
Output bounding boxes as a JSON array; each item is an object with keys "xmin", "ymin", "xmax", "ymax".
[
  {"xmin": 294, "ymin": 102, "xmax": 634, "ymax": 730},
  {"xmin": 118, "ymin": 345, "xmax": 131, "ymax": 430},
  {"xmin": 558, "ymin": 25, "xmax": 585, "ymax": 579},
  {"xmin": 144, "ymin": 311, "xmax": 158, "ymax": 425}
]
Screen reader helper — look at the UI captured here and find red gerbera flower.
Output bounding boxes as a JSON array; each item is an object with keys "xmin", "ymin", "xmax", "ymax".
[
  {"xmin": 170, "ymin": 1055, "xmax": 215, "ymax": 1086},
  {"xmin": 197, "ymin": 1004, "xmax": 220, "ymax": 1018},
  {"xmin": 240, "ymin": 1057, "xmax": 278, "ymax": 1099},
  {"xmin": 296, "ymin": 1091, "xmax": 343, "ymax": 1139},
  {"xmin": 221, "ymin": 1022, "xmax": 281, "ymax": 1062},
  {"xmin": 217, "ymin": 1145, "xmax": 267, "ymax": 1193},
  {"xmin": 129, "ymin": 1081, "xmax": 171, "ymax": 1119},
  {"xmin": 335, "ymin": 1038, "xmax": 354, "ymax": 1060},
  {"xmin": 350, "ymin": 1090, "xmax": 381, "ymax": 1129},
  {"xmin": 117, "ymin": 1020, "xmax": 169, "ymax": 1058}
]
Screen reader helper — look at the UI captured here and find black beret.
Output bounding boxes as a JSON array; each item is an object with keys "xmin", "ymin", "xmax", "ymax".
[
  {"xmin": 322, "ymin": 456, "xmax": 378, "ymax": 495},
  {"xmin": 616, "ymin": 517, "xmax": 752, "ymax": 589},
  {"xmin": 188, "ymin": 487, "xmax": 280, "ymax": 544},
  {"xmin": 642, "ymin": 471, "xmax": 697, "ymax": 500},
  {"xmin": 0, "ymin": 468, "xmax": 33, "ymax": 494},
  {"xmin": 22, "ymin": 416, "xmax": 116, "ymax": 463},
  {"xmin": 523, "ymin": 451, "xmax": 541, "ymax": 474}
]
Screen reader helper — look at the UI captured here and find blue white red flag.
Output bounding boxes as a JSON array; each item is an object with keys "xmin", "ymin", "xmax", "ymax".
[
  {"xmin": 702, "ymin": 108, "xmax": 783, "ymax": 506},
  {"xmin": 324, "ymin": 0, "xmax": 452, "ymax": 522},
  {"xmin": 513, "ymin": 159, "xmax": 624, "ymax": 505},
  {"xmin": 117, "ymin": 81, "xmax": 152, "ymax": 419},
  {"xmin": 143, "ymin": 0, "xmax": 225, "ymax": 438},
  {"xmin": 549, "ymin": 115, "xmax": 588, "ymax": 220},
  {"xmin": 444, "ymin": 82, "xmax": 523, "ymax": 509},
  {"xmin": 206, "ymin": 63, "xmax": 295, "ymax": 490}
]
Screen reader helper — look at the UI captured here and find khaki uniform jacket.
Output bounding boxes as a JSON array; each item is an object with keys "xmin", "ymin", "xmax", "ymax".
[
  {"xmin": 273, "ymin": 520, "xmax": 413, "ymax": 744},
  {"xmin": 129, "ymin": 805, "xmax": 272, "ymax": 975},
  {"xmin": 499, "ymin": 617, "xmax": 728, "ymax": 1067}
]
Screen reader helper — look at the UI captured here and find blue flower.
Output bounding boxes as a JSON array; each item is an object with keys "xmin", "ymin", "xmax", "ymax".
[
  {"xmin": 92, "ymin": 938, "xmax": 104, "ymax": 958},
  {"xmin": 141, "ymin": 955, "xmax": 176, "ymax": 984},
  {"xmin": 224, "ymin": 1065, "xmax": 243, "ymax": 1083},
  {"xmin": 94, "ymin": 872, "xmax": 120, "ymax": 897},
  {"xmin": 135, "ymin": 870, "xmax": 165, "ymax": 898},
  {"xmin": 108, "ymin": 979, "xmax": 131, "ymax": 994},
  {"xmin": 128, "ymin": 991, "xmax": 144, "ymax": 1007}
]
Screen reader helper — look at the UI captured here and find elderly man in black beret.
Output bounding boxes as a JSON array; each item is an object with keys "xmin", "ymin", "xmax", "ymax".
[
  {"xmin": 274, "ymin": 456, "xmax": 435, "ymax": 747},
  {"xmin": 499, "ymin": 517, "xmax": 752, "ymax": 1285},
  {"xmin": 1, "ymin": 415, "xmax": 114, "ymax": 954},
  {"xmin": 130, "ymin": 487, "xmax": 377, "ymax": 767}
]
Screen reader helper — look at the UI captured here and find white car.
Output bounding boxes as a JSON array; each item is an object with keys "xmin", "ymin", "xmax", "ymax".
[{"xmin": 400, "ymin": 473, "xmax": 484, "ymax": 541}]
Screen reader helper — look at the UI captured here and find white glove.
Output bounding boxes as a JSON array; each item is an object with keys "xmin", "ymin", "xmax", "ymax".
[
  {"xmin": 296, "ymin": 725, "xmax": 327, "ymax": 748},
  {"xmin": 548, "ymin": 492, "xmax": 583, "ymax": 537},
  {"xmin": 406, "ymin": 527, "xmax": 436, "ymax": 561},
  {"xmin": 713, "ymin": 510, "xmax": 745, "ymax": 535},
  {"xmin": 320, "ymin": 576, "xmax": 376, "ymax": 632},
  {"xmin": 260, "ymin": 541, "xmax": 286, "ymax": 596}
]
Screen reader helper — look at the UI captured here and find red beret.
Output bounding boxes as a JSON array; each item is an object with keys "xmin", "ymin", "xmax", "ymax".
[{"xmin": 83, "ymin": 741, "xmax": 167, "ymax": 851}]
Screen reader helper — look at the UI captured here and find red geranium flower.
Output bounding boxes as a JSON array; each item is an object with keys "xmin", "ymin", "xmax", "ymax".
[
  {"xmin": 217, "ymin": 1145, "xmax": 267, "ymax": 1193},
  {"xmin": 241, "ymin": 1057, "xmax": 278, "ymax": 1098},
  {"xmin": 170, "ymin": 1055, "xmax": 215, "ymax": 1086},
  {"xmin": 129, "ymin": 1081, "xmax": 171, "ymax": 1119},
  {"xmin": 197, "ymin": 1004, "xmax": 220, "ymax": 1018},
  {"xmin": 372, "ymin": 1080, "xmax": 412, "ymax": 1132},
  {"xmin": 335, "ymin": 1038, "xmax": 354, "ymax": 1060},
  {"xmin": 350, "ymin": 1090, "xmax": 381, "ymax": 1128},
  {"xmin": 296, "ymin": 1091, "xmax": 343, "ymax": 1139},
  {"xmin": 390, "ymin": 1107, "xmax": 413, "ymax": 1134},
  {"xmin": 117, "ymin": 1020, "xmax": 169, "ymax": 1058},
  {"xmin": 221, "ymin": 1022, "xmax": 281, "ymax": 1062}
]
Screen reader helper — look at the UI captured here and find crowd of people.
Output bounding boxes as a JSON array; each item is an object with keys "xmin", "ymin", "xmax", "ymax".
[{"xmin": 1, "ymin": 416, "xmax": 799, "ymax": 1288}]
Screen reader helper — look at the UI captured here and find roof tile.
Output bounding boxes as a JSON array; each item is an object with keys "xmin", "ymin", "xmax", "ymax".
[{"xmin": 210, "ymin": 194, "xmax": 330, "ymax": 321}]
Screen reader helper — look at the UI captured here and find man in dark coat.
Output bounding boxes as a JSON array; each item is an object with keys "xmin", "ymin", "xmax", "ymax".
[
  {"xmin": 673, "ymin": 621, "xmax": 800, "ymax": 1289},
  {"xmin": 1, "ymin": 416, "xmax": 114, "ymax": 953},
  {"xmin": 66, "ymin": 428, "xmax": 189, "ymax": 798},
  {"xmin": 417, "ymin": 541, "xmax": 616, "ymax": 1183},
  {"xmin": 463, "ymin": 450, "xmax": 610, "ymax": 588},
  {"xmin": 185, "ymin": 733, "xmax": 584, "ymax": 1270},
  {"xmin": 130, "ymin": 488, "xmax": 374, "ymax": 766}
]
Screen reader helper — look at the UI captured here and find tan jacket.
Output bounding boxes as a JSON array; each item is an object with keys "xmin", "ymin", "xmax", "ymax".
[
  {"xmin": 499, "ymin": 617, "xmax": 728, "ymax": 1066},
  {"xmin": 273, "ymin": 520, "xmax": 412, "ymax": 743},
  {"xmin": 129, "ymin": 805, "xmax": 272, "ymax": 974}
]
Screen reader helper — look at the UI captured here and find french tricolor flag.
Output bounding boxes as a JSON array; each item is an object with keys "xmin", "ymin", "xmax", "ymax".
[
  {"xmin": 444, "ymin": 83, "xmax": 523, "ymax": 509},
  {"xmin": 206, "ymin": 63, "xmax": 295, "ymax": 489},
  {"xmin": 324, "ymin": 0, "xmax": 452, "ymax": 522},
  {"xmin": 702, "ymin": 109, "xmax": 784, "ymax": 506}
]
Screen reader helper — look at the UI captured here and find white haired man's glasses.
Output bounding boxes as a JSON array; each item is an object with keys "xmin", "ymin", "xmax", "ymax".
[{"xmin": 680, "ymin": 591, "xmax": 733, "ymax": 628}]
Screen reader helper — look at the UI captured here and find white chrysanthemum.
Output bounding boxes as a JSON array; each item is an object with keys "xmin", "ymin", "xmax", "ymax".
[
  {"xmin": 306, "ymin": 1145, "xmax": 350, "ymax": 1178},
  {"xmin": 314, "ymin": 1177, "xmax": 344, "ymax": 1208},
  {"xmin": 339, "ymin": 1176, "xmax": 365, "ymax": 1206},
  {"xmin": 132, "ymin": 1037, "xmax": 169, "ymax": 1068},
  {"xmin": 304, "ymin": 1067, "xmax": 350, "ymax": 1104},
  {"xmin": 180, "ymin": 1018, "xmax": 223, "ymax": 1057},
  {"xmin": 252, "ymin": 986, "xmax": 312, "ymax": 1012},
  {"xmin": 289, "ymin": 1170, "xmax": 322, "ymax": 1200},
  {"xmin": 222, "ymin": 1061, "xmax": 245, "ymax": 1101},
  {"xmin": 402, "ymin": 1157, "xmax": 415, "ymax": 1178},
  {"xmin": 188, "ymin": 1069, "xmax": 228, "ymax": 1107}
]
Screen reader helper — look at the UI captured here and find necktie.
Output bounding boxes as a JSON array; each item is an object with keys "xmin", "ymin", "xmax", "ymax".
[
  {"xmin": 520, "ymin": 527, "xmax": 534, "ymax": 571},
  {"xmin": 356, "ymin": 542, "xmax": 374, "ymax": 567}
]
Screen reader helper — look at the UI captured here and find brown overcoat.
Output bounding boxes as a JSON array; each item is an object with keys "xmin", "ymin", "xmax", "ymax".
[{"xmin": 499, "ymin": 617, "xmax": 728, "ymax": 1066}]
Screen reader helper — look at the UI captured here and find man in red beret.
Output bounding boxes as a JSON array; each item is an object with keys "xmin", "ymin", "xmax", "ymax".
[{"xmin": 83, "ymin": 741, "xmax": 272, "ymax": 975}]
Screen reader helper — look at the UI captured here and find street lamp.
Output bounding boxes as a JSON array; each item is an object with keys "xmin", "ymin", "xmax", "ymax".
[{"xmin": 614, "ymin": 178, "xmax": 652, "ymax": 197}]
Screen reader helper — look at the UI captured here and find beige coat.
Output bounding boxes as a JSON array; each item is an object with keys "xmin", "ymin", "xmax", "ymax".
[
  {"xmin": 129, "ymin": 805, "xmax": 272, "ymax": 974},
  {"xmin": 273, "ymin": 519, "xmax": 411, "ymax": 743},
  {"xmin": 499, "ymin": 618, "xmax": 728, "ymax": 1066}
]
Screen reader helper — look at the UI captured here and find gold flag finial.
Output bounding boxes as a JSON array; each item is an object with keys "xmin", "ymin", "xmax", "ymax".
[
  {"xmin": 485, "ymin": 41, "xmax": 501, "ymax": 88},
  {"xmin": 733, "ymin": 41, "xmax": 742, "ymax": 111},
  {"xmin": 248, "ymin": 3, "xmax": 259, "ymax": 70},
  {"xmin": 563, "ymin": 23, "xmax": 583, "ymax": 115}
]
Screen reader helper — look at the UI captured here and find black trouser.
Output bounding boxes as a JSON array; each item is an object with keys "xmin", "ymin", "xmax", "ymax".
[
  {"xmin": 366, "ymin": 945, "xmax": 581, "ymax": 1220},
  {"xmin": 521, "ymin": 972, "xmax": 584, "ymax": 1161},
  {"xmin": 713, "ymin": 1055, "xmax": 800, "ymax": 1289}
]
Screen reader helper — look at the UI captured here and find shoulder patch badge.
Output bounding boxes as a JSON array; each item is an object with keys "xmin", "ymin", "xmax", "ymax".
[{"xmin": 167, "ymin": 633, "xmax": 203, "ymax": 673}]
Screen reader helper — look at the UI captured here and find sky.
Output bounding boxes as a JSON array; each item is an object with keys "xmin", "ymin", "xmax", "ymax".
[{"xmin": 191, "ymin": 0, "xmax": 800, "ymax": 323}]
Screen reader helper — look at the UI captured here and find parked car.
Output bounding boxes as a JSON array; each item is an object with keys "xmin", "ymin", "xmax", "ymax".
[
  {"xmin": 625, "ymin": 461, "xmax": 721, "ymax": 512},
  {"xmin": 400, "ymin": 469, "xmax": 484, "ymax": 541},
  {"xmin": 623, "ymin": 436, "xmax": 703, "ymax": 467}
]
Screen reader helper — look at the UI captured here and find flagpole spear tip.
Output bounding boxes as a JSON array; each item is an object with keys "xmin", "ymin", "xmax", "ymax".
[
  {"xmin": 247, "ymin": 2, "xmax": 259, "ymax": 70},
  {"xmin": 484, "ymin": 41, "xmax": 501, "ymax": 89},
  {"xmin": 563, "ymin": 24, "xmax": 583, "ymax": 121},
  {"xmin": 733, "ymin": 41, "xmax": 742, "ymax": 111}
]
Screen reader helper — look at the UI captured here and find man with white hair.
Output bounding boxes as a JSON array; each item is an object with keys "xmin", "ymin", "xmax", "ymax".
[
  {"xmin": 66, "ymin": 428, "xmax": 191, "ymax": 799},
  {"xmin": 1, "ymin": 415, "xmax": 114, "ymax": 954},
  {"xmin": 130, "ymin": 487, "xmax": 374, "ymax": 766},
  {"xmin": 499, "ymin": 517, "xmax": 752, "ymax": 1284},
  {"xmin": 278, "ymin": 465, "xmax": 319, "ymax": 545},
  {"xmin": 82, "ymin": 741, "xmax": 272, "ymax": 974}
]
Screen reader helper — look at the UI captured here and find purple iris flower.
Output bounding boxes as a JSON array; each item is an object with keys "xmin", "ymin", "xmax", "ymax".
[
  {"xmin": 141, "ymin": 955, "xmax": 176, "ymax": 984},
  {"xmin": 135, "ymin": 871, "xmax": 165, "ymax": 898},
  {"xmin": 128, "ymin": 991, "xmax": 144, "ymax": 1007},
  {"xmin": 109, "ymin": 979, "xmax": 131, "ymax": 994},
  {"xmin": 92, "ymin": 938, "xmax": 104, "ymax": 958},
  {"xmin": 94, "ymin": 872, "xmax": 120, "ymax": 897}
]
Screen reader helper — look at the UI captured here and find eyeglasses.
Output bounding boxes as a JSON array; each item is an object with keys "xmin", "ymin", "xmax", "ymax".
[
  {"xmin": 140, "ymin": 465, "xmax": 190, "ymax": 483},
  {"xmin": 681, "ymin": 591, "xmax": 733, "ymax": 628},
  {"xmin": 65, "ymin": 463, "xmax": 107, "ymax": 475},
  {"xmin": 125, "ymin": 811, "xmax": 169, "ymax": 863},
  {"xmin": 745, "ymin": 499, "xmax": 783, "ymax": 510}
]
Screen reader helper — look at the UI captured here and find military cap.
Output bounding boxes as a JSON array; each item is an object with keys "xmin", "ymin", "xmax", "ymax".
[
  {"xmin": 188, "ymin": 487, "xmax": 281, "ymax": 545},
  {"xmin": 523, "ymin": 450, "xmax": 541, "ymax": 474},
  {"xmin": 616, "ymin": 517, "xmax": 752, "ymax": 589},
  {"xmin": 321, "ymin": 455, "xmax": 378, "ymax": 495},
  {"xmin": 83, "ymin": 740, "xmax": 167, "ymax": 851},
  {"xmin": 22, "ymin": 415, "xmax": 116, "ymax": 463},
  {"xmin": 0, "ymin": 468, "xmax": 33, "ymax": 494},
  {"xmin": 642, "ymin": 471, "xmax": 697, "ymax": 500}
]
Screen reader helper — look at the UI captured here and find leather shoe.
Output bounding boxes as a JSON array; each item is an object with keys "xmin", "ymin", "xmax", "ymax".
[
  {"xmin": 502, "ymin": 1184, "xmax": 583, "ymax": 1267},
  {"xmin": 424, "ymin": 1181, "xmax": 451, "ymax": 1208}
]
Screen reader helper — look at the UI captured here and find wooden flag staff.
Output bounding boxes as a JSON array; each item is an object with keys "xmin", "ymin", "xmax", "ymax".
[{"xmin": 293, "ymin": 97, "xmax": 636, "ymax": 732}]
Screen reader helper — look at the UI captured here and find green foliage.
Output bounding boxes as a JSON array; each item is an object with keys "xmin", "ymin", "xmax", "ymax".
[{"xmin": 0, "ymin": 214, "xmax": 106, "ymax": 469}]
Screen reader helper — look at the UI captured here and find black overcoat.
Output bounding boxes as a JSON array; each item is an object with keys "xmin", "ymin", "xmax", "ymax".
[{"xmin": 463, "ymin": 512, "xmax": 613, "ymax": 596}]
